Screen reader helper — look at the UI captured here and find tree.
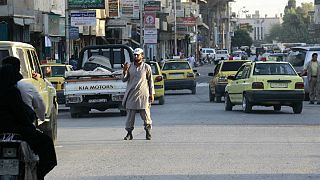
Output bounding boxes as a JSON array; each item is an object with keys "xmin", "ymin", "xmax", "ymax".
[
  {"xmin": 266, "ymin": 1, "xmax": 314, "ymax": 43},
  {"xmin": 231, "ymin": 29, "xmax": 253, "ymax": 48}
]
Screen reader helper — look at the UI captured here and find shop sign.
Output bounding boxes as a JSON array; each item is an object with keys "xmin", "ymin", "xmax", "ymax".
[
  {"xmin": 144, "ymin": 12, "xmax": 156, "ymax": 28},
  {"xmin": 144, "ymin": 1, "xmax": 161, "ymax": 11},
  {"xmin": 108, "ymin": 0, "xmax": 120, "ymax": 18},
  {"xmin": 68, "ymin": 0, "xmax": 105, "ymax": 9},
  {"xmin": 71, "ymin": 11, "xmax": 96, "ymax": 26}
]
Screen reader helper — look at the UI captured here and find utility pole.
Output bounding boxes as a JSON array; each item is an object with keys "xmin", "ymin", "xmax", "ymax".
[
  {"xmin": 195, "ymin": 0, "xmax": 198, "ymax": 62},
  {"xmin": 65, "ymin": 0, "xmax": 70, "ymax": 64},
  {"xmin": 140, "ymin": 0, "xmax": 144, "ymax": 49},
  {"xmin": 174, "ymin": 0, "xmax": 177, "ymax": 55}
]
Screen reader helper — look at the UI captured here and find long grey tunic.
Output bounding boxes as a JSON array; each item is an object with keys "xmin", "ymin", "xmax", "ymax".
[{"xmin": 122, "ymin": 62, "xmax": 155, "ymax": 109}]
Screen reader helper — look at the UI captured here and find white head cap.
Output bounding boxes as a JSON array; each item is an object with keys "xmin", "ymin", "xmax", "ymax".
[{"xmin": 133, "ymin": 48, "xmax": 144, "ymax": 55}]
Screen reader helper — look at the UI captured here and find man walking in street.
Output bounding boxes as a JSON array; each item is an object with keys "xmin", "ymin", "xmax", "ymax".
[
  {"xmin": 122, "ymin": 48, "xmax": 155, "ymax": 140},
  {"xmin": 303, "ymin": 53, "xmax": 320, "ymax": 104}
]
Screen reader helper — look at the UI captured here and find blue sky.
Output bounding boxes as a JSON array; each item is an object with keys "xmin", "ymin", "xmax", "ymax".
[{"xmin": 231, "ymin": 0, "xmax": 314, "ymax": 18}]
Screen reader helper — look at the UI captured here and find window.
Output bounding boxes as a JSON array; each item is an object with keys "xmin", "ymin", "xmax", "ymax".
[
  {"xmin": 147, "ymin": 63, "xmax": 159, "ymax": 75},
  {"xmin": 163, "ymin": 62, "xmax": 191, "ymax": 70},
  {"xmin": 253, "ymin": 63, "xmax": 296, "ymax": 75},
  {"xmin": 16, "ymin": 48, "xmax": 28, "ymax": 78},
  {"xmin": 221, "ymin": 62, "xmax": 246, "ymax": 71},
  {"xmin": 287, "ymin": 50, "xmax": 306, "ymax": 67},
  {"xmin": 0, "ymin": 50, "xmax": 9, "ymax": 61},
  {"xmin": 241, "ymin": 66, "xmax": 251, "ymax": 79},
  {"xmin": 235, "ymin": 65, "xmax": 245, "ymax": 79},
  {"xmin": 214, "ymin": 64, "xmax": 221, "ymax": 75}
]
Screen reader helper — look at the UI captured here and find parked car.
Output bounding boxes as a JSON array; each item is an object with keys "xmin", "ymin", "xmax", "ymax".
[
  {"xmin": 41, "ymin": 63, "xmax": 73, "ymax": 104},
  {"xmin": 161, "ymin": 60, "xmax": 197, "ymax": 94},
  {"xmin": 146, "ymin": 61, "xmax": 165, "ymax": 105},
  {"xmin": 0, "ymin": 41, "xmax": 58, "ymax": 142},
  {"xmin": 208, "ymin": 60, "xmax": 250, "ymax": 102},
  {"xmin": 214, "ymin": 49, "xmax": 229, "ymax": 64},
  {"xmin": 225, "ymin": 61, "xmax": 305, "ymax": 113},
  {"xmin": 286, "ymin": 46, "xmax": 320, "ymax": 100}
]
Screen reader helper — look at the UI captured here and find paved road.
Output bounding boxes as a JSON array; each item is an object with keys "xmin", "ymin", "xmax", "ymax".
[{"xmin": 47, "ymin": 64, "xmax": 320, "ymax": 180}]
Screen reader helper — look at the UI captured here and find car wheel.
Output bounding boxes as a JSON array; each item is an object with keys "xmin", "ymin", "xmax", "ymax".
[
  {"xmin": 120, "ymin": 110, "xmax": 127, "ymax": 116},
  {"xmin": 225, "ymin": 93, "xmax": 233, "ymax": 111},
  {"xmin": 159, "ymin": 96, "xmax": 165, "ymax": 105},
  {"xmin": 209, "ymin": 86, "xmax": 215, "ymax": 102},
  {"xmin": 292, "ymin": 102, "xmax": 303, "ymax": 114},
  {"xmin": 242, "ymin": 94, "xmax": 252, "ymax": 113},
  {"xmin": 216, "ymin": 96, "xmax": 222, "ymax": 103},
  {"xmin": 191, "ymin": 86, "xmax": 196, "ymax": 94},
  {"xmin": 274, "ymin": 105, "xmax": 281, "ymax": 111}
]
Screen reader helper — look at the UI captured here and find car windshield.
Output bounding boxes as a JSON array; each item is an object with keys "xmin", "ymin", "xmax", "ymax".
[
  {"xmin": 287, "ymin": 50, "xmax": 306, "ymax": 66},
  {"xmin": 217, "ymin": 51, "xmax": 228, "ymax": 54},
  {"xmin": 162, "ymin": 62, "xmax": 191, "ymax": 70},
  {"xmin": 253, "ymin": 63, "xmax": 296, "ymax": 75},
  {"xmin": 206, "ymin": 50, "xmax": 214, "ymax": 53},
  {"xmin": 221, "ymin": 61, "xmax": 246, "ymax": 71},
  {"xmin": 147, "ymin": 63, "xmax": 159, "ymax": 75},
  {"xmin": 42, "ymin": 66, "xmax": 66, "ymax": 77}
]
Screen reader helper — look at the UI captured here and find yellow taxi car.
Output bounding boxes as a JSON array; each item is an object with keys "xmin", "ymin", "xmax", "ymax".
[
  {"xmin": 225, "ymin": 61, "xmax": 305, "ymax": 113},
  {"xmin": 161, "ymin": 60, "xmax": 197, "ymax": 94},
  {"xmin": 146, "ymin": 61, "xmax": 165, "ymax": 105},
  {"xmin": 41, "ymin": 63, "xmax": 73, "ymax": 104},
  {"xmin": 208, "ymin": 60, "xmax": 249, "ymax": 102}
]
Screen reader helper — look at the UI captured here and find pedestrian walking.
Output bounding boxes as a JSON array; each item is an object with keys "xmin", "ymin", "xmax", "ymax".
[
  {"xmin": 122, "ymin": 48, "xmax": 155, "ymax": 140},
  {"xmin": 303, "ymin": 53, "xmax": 320, "ymax": 104}
]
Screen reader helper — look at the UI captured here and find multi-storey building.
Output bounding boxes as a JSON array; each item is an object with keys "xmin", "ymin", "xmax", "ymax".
[{"xmin": 236, "ymin": 11, "xmax": 283, "ymax": 44}]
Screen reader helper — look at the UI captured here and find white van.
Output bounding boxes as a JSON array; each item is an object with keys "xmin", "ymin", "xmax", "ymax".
[
  {"xmin": 286, "ymin": 46, "xmax": 320, "ymax": 100},
  {"xmin": 200, "ymin": 48, "xmax": 215, "ymax": 61}
]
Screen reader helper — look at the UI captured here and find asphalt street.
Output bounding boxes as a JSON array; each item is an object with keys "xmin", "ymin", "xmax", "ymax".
[{"xmin": 47, "ymin": 63, "xmax": 320, "ymax": 180}]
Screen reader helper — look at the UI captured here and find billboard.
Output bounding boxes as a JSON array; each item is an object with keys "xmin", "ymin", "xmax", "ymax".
[{"xmin": 68, "ymin": 0, "xmax": 105, "ymax": 9}]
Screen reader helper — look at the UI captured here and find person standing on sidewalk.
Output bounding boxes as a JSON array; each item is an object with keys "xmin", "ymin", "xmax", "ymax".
[
  {"xmin": 122, "ymin": 48, "xmax": 155, "ymax": 140},
  {"xmin": 303, "ymin": 53, "xmax": 320, "ymax": 104}
]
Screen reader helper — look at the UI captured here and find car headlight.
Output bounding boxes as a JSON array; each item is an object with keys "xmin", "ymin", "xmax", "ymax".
[{"xmin": 66, "ymin": 95, "xmax": 83, "ymax": 103}]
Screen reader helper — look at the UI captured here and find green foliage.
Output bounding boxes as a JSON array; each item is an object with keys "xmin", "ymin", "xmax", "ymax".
[
  {"xmin": 231, "ymin": 29, "xmax": 253, "ymax": 48},
  {"xmin": 266, "ymin": 1, "xmax": 314, "ymax": 43}
]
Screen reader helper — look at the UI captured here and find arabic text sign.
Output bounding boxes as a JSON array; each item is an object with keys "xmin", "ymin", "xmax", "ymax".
[
  {"xmin": 71, "ymin": 11, "xmax": 96, "ymax": 26},
  {"xmin": 68, "ymin": 0, "xmax": 105, "ymax": 9}
]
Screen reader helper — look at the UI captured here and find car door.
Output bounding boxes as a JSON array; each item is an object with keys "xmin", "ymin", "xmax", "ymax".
[
  {"xmin": 228, "ymin": 65, "xmax": 245, "ymax": 103},
  {"xmin": 209, "ymin": 63, "xmax": 221, "ymax": 93},
  {"xmin": 237, "ymin": 65, "xmax": 252, "ymax": 102},
  {"xmin": 26, "ymin": 48, "xmax": 50, "ymax": 113}
]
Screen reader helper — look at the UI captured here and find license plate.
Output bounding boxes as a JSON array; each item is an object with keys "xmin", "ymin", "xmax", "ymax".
[
  {"xmin": 271, "ymin": 83, "xmax": 288, "ymax": 88},
  {"xmin": 88, "ymin": 99, "xmax": 108, "ymax": 103},
  {"xmin": 0, "ymin": 159, "xmax": 19, "ymax": 175},
  {"xmin": 170, "ymin": 74, "xmax": 184, "ymax": 79}
]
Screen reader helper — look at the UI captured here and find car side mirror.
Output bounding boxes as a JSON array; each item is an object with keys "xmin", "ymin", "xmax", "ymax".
[
  {"xmin": 208, "ymin": 72, "xmax": 214, "ymax": 76},
  {"xmin": 227, "ymin": 75, "xmax": 235, "ymax": 80}
]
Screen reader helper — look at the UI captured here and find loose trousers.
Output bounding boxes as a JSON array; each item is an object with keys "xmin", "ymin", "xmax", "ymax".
[
  {"xmin": 309, "ymin": 77, "xmax": 320, "ymax": 102},
  {"xmin": 125, "ymin": 107, "xmax": 152, "ymax": 131}
]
